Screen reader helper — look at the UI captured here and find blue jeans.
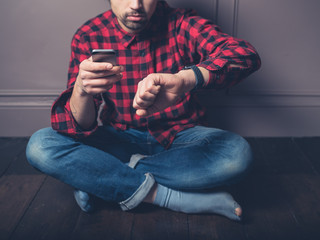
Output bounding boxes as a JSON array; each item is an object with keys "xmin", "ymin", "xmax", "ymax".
[{"xmin": 26, "ymin": 126, "xmax": 252, "ymax": 210}]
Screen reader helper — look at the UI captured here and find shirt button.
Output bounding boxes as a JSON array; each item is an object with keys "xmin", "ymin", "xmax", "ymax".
[{"xmin": 141, "ymin": 51, "xmax": 145, "ymax": 57}]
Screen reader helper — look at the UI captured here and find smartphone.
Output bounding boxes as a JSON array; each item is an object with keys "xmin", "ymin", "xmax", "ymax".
[{"xmin": 92, "ymin": 49, "xmax": 117, "ymax": 65}]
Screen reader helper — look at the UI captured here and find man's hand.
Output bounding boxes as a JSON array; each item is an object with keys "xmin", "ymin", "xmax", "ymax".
[
  {"xmin": 74, "ymin": 57, "xmax": 123, "ymax": 96},
  {"xmin": 133, "ymin": 72, "xmax": 195, "ymax": 116},
  {"xmin": 70, "ymin": 57, "xmax": 123, "ymax": 129}
]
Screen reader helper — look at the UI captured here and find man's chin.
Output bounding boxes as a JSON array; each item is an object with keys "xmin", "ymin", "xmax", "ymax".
[{"xmin": 125, "ymin": 22, "xmax": 147, "ymax": 32}]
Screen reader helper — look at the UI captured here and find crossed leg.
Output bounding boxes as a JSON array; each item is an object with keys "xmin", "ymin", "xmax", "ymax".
[{"xmin": 26, "ymin": 126, "xmax": 252, "ymax": 221}]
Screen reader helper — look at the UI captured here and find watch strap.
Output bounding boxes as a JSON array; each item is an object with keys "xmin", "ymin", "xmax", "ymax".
[{"xmin": 183, "ymin": 65, "xmax": 205, "ymax": 91}]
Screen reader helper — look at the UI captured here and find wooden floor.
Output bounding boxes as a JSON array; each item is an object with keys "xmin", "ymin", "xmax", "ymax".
[{"xmin": 1, "ymin": 137, "xmax": 320, "ymax": 240}]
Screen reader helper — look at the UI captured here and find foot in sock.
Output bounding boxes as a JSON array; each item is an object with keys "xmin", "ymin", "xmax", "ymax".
[
  {"xmin": 74, "ymin": 190, "xmax": 94, "ymax": 213},
  {"xmin": 153, "ymin": 184, "xmax": 242, "ymax": 221}
]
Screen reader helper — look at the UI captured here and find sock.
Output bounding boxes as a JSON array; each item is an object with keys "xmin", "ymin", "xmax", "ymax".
[
  {"xmin": 153, "ymin": 184, "xmax": 241, "ymax": 221},
  {"xmin": 73, "ymin": 190, "xmax": 94, "ymax": 213}
]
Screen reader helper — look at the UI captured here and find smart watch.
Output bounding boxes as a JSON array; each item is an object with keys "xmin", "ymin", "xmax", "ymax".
[{"xmin": 183, "ymin": 65, "xmax": 205, "ymax": 91}]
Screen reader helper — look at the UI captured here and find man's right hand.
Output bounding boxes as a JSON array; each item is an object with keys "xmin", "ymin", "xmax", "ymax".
[
  {"xmin": 70, "ymin": 57, "xmax": 123, "ymax": 129},
  {"xmin": 74, "ymin": 57, "xmax": 123, "ymax": 96}
]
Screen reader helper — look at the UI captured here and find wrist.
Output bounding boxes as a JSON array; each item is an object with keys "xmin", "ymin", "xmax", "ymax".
[
  {"xmin": 183, "ymin": 65, "xmax": 205, "ymax": 91},
  {"xmin": 175, "ymin": 69, "xmax": 197, "ymax": 93},
  {"xmin": 74, "ymin": 76, "xmax": 90, "ymax": 97}
]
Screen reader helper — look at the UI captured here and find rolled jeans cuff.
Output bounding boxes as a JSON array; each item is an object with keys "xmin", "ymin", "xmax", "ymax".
[{"xmin": 119, "ymin": 173, "xmax": 155, "ymax": 211}]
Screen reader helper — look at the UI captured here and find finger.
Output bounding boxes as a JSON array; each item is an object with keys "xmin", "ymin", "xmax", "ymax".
[
  {"xmin": 87, "ymin": 56, "xmax": 125, "ymax": 74},
  {"xmin": 135, "ymin": 80, "xmax": 161, "ymax": 100},
  {"xmin": 136, "ymin": 104, "xmax": 161, "ymax": 117},
  {"xmin": 133, "ymin": 81, "xmax": 159, "ymax": 108},
  {"xmin": 136, "ymin": 109, "xmax": 149, "ymax": 117},
  {"xmin": 139, "ymin": 90, "xmax": 157, "ymax": 102},
  {"xmin": 82, "ymin": 80, "xmax": 115, "ymax": 94},
  {"xmin": 82, "ymin": 74, "xmax": 122, "ymax": 88},
  {"xmin": 83, "ymin": 86, "xmax": 113, "ymax": 95},
  {"xmin": 80, "ymin": 59, "xmax": 113, "ymax": 72},
  {"xmin": 100, "ymin": 65, "xmax": 124, "ymax": 77},
  {"xmin": 133, "ymin": 90, "xmax": 157, "ymax": 108},
  {"xmin": 143, "ymin": 77, "xmax": 161, "ymax": 95},
  {"xmin": 88, "ymin": 69, "xmax": 123, "ymax": 79},
  {"xmin": 133, "ymin": 97, "xmax": 153, "ymax": 110}
]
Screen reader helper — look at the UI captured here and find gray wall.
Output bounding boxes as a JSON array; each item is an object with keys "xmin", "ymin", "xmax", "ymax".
[{"xmin": 1, "ymin": 0, "xmax": 320, "ymax": 137}]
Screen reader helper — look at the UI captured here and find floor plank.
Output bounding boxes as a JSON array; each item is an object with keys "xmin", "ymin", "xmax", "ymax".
[
  {"xmin": 293, "ymin": 137, "xmax": 320, "ymax": 174},
  {"xmin": 71, "ymin": 202, "xmax": 133, "ymax": 240},
  {"xmin": 240, "ymin": 138, "xmax": 320, "ymax": 240},
  {"xmin": 10, "ymin": 177, "xmax": 80, "ymax": 240},
  {"xmin": 0, "ymin": 140, "xmax": 46, "ymax": 240},
  {"xmin": 0, "ymin": 138, "xmax": 28, "ymax": 177},
  {"xmin": 239, "ymin": 174, "xmax": 304, "ymax": 240},
  {"xmin": 1, "ymin": 137, "xmax": 320, "ymax": 240},
  {"xmin": 131, "ymin": 205, "xmax": 189, "ymax": 240},
  {"xmin": 188, "ymin": 214, "xmax": 245, "ymax": 240},
  {"xmin": 280, "ymin": 174, "xmax": 320, "ymax": 240},
  {"xmin": 255, "ymin": 138, "xmax": 316, "ymax": 175}
]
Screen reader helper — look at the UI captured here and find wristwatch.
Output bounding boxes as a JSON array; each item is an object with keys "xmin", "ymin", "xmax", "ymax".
[{"xmin": 183, "ymin": 65, "xmax": 205, "ymax": 91}]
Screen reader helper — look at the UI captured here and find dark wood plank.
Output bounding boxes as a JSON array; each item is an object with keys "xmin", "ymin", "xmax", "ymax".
[
  {"xmin": 0, "ymin": 140, "xmax": 46, "ymax": 240},
  {"xmin": 293, "ymin": 137, "xmax": 320, "ymax": 174},
  {"xmin": 188, "ymin": 214, "xmax": 245, "ymax": 240},
  {"xmin": 278, "ymin": 174, "xmax": 320, "ymax": 239},
  {"xmin": 1, "ymin": 137, "xmax": 320, "ymax": 240},
  {"xmin": 255, "ymin": 138, "xmax": 316, "ymax": 175},
  {"xmin": 0, "ymin": 138, "xmax": 29, "ymax": 176},
  {"xmin": 238, "ymin": 174, "xmax": 305, "ymax": 240},
  {"xmin": 246, "ymin": 138, "xmax": 270, "ymax": 173},
  {"xmin": 291, "ymin": 137, "xmax": 320, "ymax": 239},
  {"xmin": 71, "ymin": 201, "xmax": 133, "ymax": 240},
  {"xmin": 10, "ymin": 176, "xmax": 80, "ymax": 240},
  {"xmin": 0, "ymin": 138, "xmax": 16, "ymax": 150},
  {"xmin": 131, "ymin": 204, "xmax": 188, "ymax": 240},
  {"xmin": 237, "ymin": 174, "xmax": 320, "ymax": 240},
  {"xmin": 236, "ymin": 138, "xmax": 313, "ymax": 240}
]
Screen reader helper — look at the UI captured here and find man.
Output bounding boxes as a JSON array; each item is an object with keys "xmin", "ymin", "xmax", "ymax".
[{"xmin": 26, "ymin": 0, "xmax": 261, "ymax": 221}]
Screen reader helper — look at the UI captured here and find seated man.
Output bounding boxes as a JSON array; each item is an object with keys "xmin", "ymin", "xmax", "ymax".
[{"xmin": 26, "ymin": 0, "xmax": 261, "ymax": 221}]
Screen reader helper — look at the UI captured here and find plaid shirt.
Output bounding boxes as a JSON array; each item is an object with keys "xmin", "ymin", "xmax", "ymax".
[{"xmin": 51, "ymin": 1, "xmax": 261, "ymax": 148}]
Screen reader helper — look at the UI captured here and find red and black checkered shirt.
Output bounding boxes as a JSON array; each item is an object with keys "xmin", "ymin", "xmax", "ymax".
[{"xmin": 51, "ymin": 1, "xmax": 261, "ymax": 148}]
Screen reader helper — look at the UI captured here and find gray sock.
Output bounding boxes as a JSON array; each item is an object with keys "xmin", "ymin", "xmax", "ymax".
[
  {"xmin": 153, "ymin": 184, "xmax": 241, "ymax": 221},
  {"xmin": 74, "ymin": 190, "xmax": 94, "ymax": 213}
]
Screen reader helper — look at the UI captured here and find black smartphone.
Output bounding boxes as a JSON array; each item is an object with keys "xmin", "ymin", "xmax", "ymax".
[{"xmin": 91, "ymin": 49, "xmax": 117, "ymax": 65}]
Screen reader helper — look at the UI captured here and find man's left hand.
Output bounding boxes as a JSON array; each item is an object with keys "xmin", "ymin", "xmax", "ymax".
[{"xmin": 133, "ymin": 73, "xmax": 194, "ymax": 116}]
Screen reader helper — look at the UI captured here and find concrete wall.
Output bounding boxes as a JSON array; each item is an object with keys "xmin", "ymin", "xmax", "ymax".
[{"xmin": 1, "ymin": 0, "xmax": 320, "ymax": 137}]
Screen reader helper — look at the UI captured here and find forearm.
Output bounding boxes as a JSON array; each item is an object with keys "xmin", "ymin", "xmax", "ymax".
[
  {"xmin": 70, "ymin": 78, "xmax": 97, "ymax": 130},
  {"xmin": 176, "ymin": 64, "xmax": 249, "ymax": 92},
  {"xmin": 177, "ymin": 14, "xmax": 261, "ymax": 90}
]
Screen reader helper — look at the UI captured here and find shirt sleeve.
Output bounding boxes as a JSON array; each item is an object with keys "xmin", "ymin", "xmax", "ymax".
[
  {"xmin": 50, "ymin": 32, "xmax": 102, "ymax": 138},
  {"xmin": 176, "ymin": 10, "xmax": 261, "ymax": 90}
]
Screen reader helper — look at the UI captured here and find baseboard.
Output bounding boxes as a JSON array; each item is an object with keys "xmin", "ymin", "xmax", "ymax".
[
  {"xmin": 1, "ymin": 89, "xmax": 320, "ymax": 137},
  {"xmin": 0, "ymin": 90, "xmax": 59, "ymax": 108}
]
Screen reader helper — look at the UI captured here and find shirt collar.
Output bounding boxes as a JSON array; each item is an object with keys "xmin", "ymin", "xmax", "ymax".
[
  {"xmin": 110, "ymin": 11, "xmax": 136, "ymax": 48},
  {"xmin": 108, "ymin": 1, "xmax": 170, "ymax": 48}
]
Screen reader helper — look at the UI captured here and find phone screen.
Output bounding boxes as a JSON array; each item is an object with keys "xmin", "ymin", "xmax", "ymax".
[{"xmin": 92, "ymin": 49, "xmax": 117, "ymax": 65}]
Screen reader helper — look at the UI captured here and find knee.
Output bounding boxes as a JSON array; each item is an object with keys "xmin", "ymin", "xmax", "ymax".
[
  {"xmin": 26, "ymin": 128, "xmax": 60, "ymax": 173},
  {"xmin": 203, "ymin": 131, "xmax": 253, "ymax": 184},
  {"xmin": 218, "ymin": 132, "xmax": 253, "ymax": 180},
  {"xmin": 233, "ymin": 134, "xmax": 252, "ymax": 170}
]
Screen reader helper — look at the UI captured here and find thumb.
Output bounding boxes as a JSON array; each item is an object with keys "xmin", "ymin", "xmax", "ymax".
[{"xmin": 136, "ymin": 109, "xmax": 149, "ymax": 117}]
